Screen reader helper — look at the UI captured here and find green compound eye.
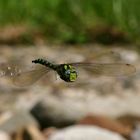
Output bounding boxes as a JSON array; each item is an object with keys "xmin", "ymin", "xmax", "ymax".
[
  {"xmin": 70, "ymin": 72, "xmax": 77, "ymax": 81},
  {"xmin": 65, "ymin": 69, "xmax": 77, "ymax": 82}
]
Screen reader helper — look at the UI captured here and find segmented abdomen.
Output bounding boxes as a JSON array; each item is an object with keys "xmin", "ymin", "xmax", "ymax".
[{"xmin": 32, "ymin": 59, "xmax": 56, "ymax": 69}]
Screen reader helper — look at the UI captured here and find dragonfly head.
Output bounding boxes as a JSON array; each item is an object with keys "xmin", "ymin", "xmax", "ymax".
[{"xmin": 57, "ymin": 64, "xmax": 78, "ymax": 82}]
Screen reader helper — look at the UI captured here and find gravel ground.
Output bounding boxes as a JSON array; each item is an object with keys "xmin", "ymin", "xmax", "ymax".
[{"xmin": 0, "ymin": 44, "xmax": 140, "ymax": 140}]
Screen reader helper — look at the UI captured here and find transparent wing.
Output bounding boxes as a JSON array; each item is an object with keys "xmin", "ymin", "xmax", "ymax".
[
  {"xmin": 0, "ymin": 63, "xmax": 23, "ymax": 78},
  {"xmin": 12, "ymin": 66, "xmax": 50, "ymax": 87},
  {"xmin": 70, "ymin": 62, "xmax": 136, "ymax": 76},
  {"xmin": 88, "ymin": 50, "xmax": 119, "ymax": 60}
]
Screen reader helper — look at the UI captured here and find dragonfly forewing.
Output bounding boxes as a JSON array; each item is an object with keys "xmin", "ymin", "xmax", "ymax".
[
  {"xmin": 0, "ymin": 63, "xmax": 21, "ymax": 77},
  {"xmin": 70, "ymin": 63, "xmax": 136, "ymax": 76}
]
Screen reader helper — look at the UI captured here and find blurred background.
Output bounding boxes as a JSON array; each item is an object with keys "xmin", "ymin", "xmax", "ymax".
[
  {"xmin": 0, "ymin": 0, "xmax": 140, "ymax": 45},
  {"xmin": 0, "ymin": 0, "xmax": 140, "ymax": 140}
]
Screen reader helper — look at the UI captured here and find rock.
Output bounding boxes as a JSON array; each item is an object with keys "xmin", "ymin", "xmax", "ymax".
[
  {"xmin": 131, "ymin": 123, "xmax": 140, "ymax": 140},
  {"xmin": 43, "ymin": 127, "xmax": 57, "ymax": 139},
  {"xmin": 0, "ymin": 131, "xmax": 11, "ymax": 140},
  {"xmin": 78, "ymin": 115, "xmax": 131, "ymax": 137},
  {"xmin": 49, "ymin": 125, "xmax": 126, "ymax": 140},
  {"xmin": 14, "ymin": 125, "xmax": 45, "ymax": 140},
  {"xmin": 0, "ymin": 111, "xmax": 38, "ymax": 133}
]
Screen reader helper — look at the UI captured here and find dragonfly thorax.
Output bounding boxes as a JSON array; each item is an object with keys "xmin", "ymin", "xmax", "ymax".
[{"xmin": 56, "ymin": 64, "xmax": 78, "ymax": 82}]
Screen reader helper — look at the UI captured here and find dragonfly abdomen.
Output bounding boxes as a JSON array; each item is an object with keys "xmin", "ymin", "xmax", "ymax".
[{"xmin": 32, "ymin": 59, "xmax": 57, "ymax": 70}]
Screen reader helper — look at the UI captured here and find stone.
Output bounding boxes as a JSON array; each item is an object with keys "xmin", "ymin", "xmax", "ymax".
[
  {"xmin": 0, "ymin": 111, "xmax": 38, "ymax": 133},
  {"xmin": 0, "ymin": 131, "xmax": 10, "ymax": 140},
  {"xmin": 49, "ymin": 125, "xmax": 126, "ymax": 140}
]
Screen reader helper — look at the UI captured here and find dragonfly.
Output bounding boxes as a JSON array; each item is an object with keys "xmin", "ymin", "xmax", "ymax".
[{"xmin": 0, "ymin": 57, "xmax": 136, "ymax": 87}]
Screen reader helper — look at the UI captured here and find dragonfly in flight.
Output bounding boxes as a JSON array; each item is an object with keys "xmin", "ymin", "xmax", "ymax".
[{"xmin": 0, "ymin": 55, "xmax": 136, "ymax": 87}]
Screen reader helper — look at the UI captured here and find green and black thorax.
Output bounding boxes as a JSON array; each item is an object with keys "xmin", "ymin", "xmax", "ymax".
[{"xmin": 32, "ymin": 58, "xmax": 78, "ymax": 82}]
